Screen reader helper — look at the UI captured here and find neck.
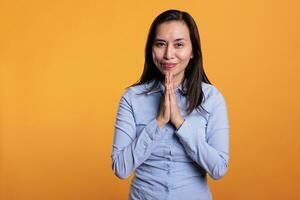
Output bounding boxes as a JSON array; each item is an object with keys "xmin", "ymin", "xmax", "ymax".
[
  {"xmin": 158, "ymin": 73, "xmax": 184, "ymax": 89},
  {"xmin": 172, "ymin": 73, "xmax": 184, "ymax": 89}
]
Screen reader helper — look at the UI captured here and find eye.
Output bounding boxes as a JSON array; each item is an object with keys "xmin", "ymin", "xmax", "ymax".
[
  {"xmin": 155, "ymin": 42, "xmax": 166, "ymax": 48},
  {"xmin": 175, "ymin": 43, "xmax": 184, "ymax": 48}
]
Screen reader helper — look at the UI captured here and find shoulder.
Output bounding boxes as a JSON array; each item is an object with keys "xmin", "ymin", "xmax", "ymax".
[
  {"xmin": 201, "ymin": 82, "xmax": 223, "ymax": 97},
  {"xmin": 201, "ymin": 82, "xmax": 227, "ymax": 111},
  {"xmin": 120, "ymin": 82, "xmax": 149, "ymax": 102}
]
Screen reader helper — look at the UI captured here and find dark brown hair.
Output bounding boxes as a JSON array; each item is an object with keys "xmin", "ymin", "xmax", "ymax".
[{"xmin": 129, "ymin": 9, "xmax": 211, "ymax": 115}]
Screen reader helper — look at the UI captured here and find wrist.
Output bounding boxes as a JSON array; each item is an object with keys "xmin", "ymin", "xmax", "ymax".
[
  {"xmin": 156, "ymin": 117, "xmax": 166, "ymax": 129},
  {"xmin": 174, "ymin": 117, "xmax": 185, "ymax": 130}
]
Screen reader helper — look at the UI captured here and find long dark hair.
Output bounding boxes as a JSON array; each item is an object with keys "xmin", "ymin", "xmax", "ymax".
[{"xmin": 129, "ymin": 9, "xmax": 211, "ymax": 115}]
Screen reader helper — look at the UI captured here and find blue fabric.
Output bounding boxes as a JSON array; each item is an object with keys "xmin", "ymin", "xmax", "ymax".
[{"xmin": 111, "ymin": 80, "xmax": 230, "ymax": 200}]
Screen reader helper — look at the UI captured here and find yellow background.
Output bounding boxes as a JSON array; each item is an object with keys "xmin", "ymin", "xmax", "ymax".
[{"xmin": 1, "ymin": 0, "xmax": 299, "ymax": 199}]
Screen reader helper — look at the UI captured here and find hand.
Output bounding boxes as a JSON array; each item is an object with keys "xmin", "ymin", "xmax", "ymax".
[
  {"xmin": 156, "ymin": 72, "xmax": 171, "ymax": 128},
  {"xmin": 156, "ymin": 71, "xmax": 184, "ymax": 129},
  {"xmin": 169, "ymin": 72, "xmax": 185, "ymax": 129}
]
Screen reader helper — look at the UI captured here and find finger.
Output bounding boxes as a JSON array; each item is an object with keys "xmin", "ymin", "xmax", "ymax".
[
  {"xmin": 164, "ymin": 73, "xmax": 168, "ymax": 95},
  {"xmin": 169, "ymin": 76, "xmax": 172, "ymax": 94},
  {"xmin": 170, "ymin": 84, "xmax": 177, "ymax": 107},
  {"xmin": 165, "ymin": 72, "xmax": 168, "ymax": 86},
  {"xmin": 169, "ymin": 75, "xmax": 175, "ymax": 97},
  {"xmin": 168, "ymin": 74, "xmax": 171, "ymax": 91},
  {"xmin": 170, "ymin": 86, "xmax": 175, "ymax": 104},
  {"xmin": 167, "ymin": 73, "xmax": 172, "ymax": 97},
  {"xmin": 165, "ymin": 73, "xmax": 169, "ymax": 96},
  {"xmin": 168, "ymin": 71, "xmax": 170, "ymax": 86},
  {"xmin": 170, "ymin": 73, "xmax": 173, "ymax": 91},
  {"xmin": 168, "ymin": 73, "xmax": 174, "ymax": 103},
  {"xmin": 171, "ymin": 73, "xmax": 176, "ymax": 94},
  {"xmin": 168, "ymin": 73, "xmax": 172, "ymax": 99},
  {"xmin": 165, "ymin": 83, "xmax": 170, "ymax": 106}
]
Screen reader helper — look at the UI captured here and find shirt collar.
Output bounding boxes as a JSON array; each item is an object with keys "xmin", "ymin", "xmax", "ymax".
[{"xmin": 146, "ymin": 80, "xmax": 185, "ymax": 95}]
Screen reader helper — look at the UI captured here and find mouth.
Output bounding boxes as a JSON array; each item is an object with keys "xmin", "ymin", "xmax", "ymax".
[{"xmin": 162, "ymin": 63, "xmax": 177, "ymax": 70}]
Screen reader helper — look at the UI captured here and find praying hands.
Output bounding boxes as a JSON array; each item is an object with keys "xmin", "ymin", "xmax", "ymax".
[{"xmin": 156, "ymin": 71, "xmax": 185, "ymax": 129}]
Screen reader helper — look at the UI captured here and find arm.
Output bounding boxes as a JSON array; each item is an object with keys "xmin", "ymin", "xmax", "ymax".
[
  {"xmin": 175, "ymin": 91, "xmax": 230, "ymax": 180},
  {"xmin": 111, "ymin": 90, "xmax": 166, "ymax": 179}
]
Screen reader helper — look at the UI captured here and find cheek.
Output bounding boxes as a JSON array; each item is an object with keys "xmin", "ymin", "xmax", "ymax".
[
  {"xmin": 152, "ymin": 51, "xmax": 160, "ymax": 69},
  {"xmin": 178, "ymin": 50, "xmax": 192, "ymax": 59},
  {"xmin": 177, "ymin": 52, "xmax": 192, "ymax": 69},
  {"xmin": 177, "ymin": 56, "xmax": 190, "ymax": 66},
  {"xmin": 177, "ymin": 53, "xmax": 192, "ymax": 65},
  {"xmin": 152, "ymin": 50, "xmax": 163, "ymax": 65},
  {"xmin": 152, "ymin": 49, "xmax": 161, "ymax": 58},
  {"xmin": 152, "ymin": 51, "xmax": 156, "ymax": 61},
  {"xmin": 152, "ymin": 53, "xmax": 157, "ymax": 67}
]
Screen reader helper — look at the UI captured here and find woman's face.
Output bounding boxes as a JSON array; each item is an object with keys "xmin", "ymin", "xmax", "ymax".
[{"xmin": 152, "ymin": 20, "xmax": 193, "ymax": 82}]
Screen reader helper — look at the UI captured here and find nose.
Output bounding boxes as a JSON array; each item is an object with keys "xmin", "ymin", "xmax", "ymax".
[{"xmin": 163, "ymin": 45, "xmax": 174, "ymax": 59}]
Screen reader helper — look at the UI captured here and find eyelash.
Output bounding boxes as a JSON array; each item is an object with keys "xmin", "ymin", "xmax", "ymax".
[
  {"xmin": 155, "ymin": 42, "xmax": 184, "ymax": 48},
  {"xmin": 175, "ymin": 43, "xmax": 184, "ymax": 47},
  {"xmin": 156, "ymin": 42, "xmax": 165, "ymax": 47}
]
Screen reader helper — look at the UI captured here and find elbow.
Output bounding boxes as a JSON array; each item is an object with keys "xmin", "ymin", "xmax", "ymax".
[
  {"xmin": 210, "ymin": 162, "xmax": 229, "ymax": 180},
  {"xmin": 112, "ymin": 159, "xmax": 131, "ymax": 180},
  {"xmin": 113, "ymin": 170, "xmax": 130, "ymax": 180},
  {"xmin": 210, "ymin": 171, "xmax": 227, "ymax": 180}
]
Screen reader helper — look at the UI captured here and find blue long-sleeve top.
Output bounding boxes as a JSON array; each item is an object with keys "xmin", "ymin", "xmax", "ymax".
[{"xmin": 111, "ymin": 80, "xmax": 230, "ymax": 200}]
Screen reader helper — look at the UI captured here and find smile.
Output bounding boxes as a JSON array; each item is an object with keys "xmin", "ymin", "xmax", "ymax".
[{"xmin": 162, "ymin": 63, "xmax": 177, "ymax": 70}]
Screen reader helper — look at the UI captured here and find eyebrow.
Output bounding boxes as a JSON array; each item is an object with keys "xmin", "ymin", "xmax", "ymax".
[{"xmin": 154, "ymin": 38, "xmax": 185, "ymax": 42}]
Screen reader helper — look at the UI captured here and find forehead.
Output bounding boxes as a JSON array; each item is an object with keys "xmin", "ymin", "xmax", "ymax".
[{"xmin": 155, "ymin": 21, "xmax": 190, "ymax": 40}]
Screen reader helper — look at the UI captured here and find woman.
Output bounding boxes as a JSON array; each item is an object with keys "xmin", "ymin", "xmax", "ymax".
[{"xmin": 111, "ymin": 9, "xmax": 229, "ymax": 200}]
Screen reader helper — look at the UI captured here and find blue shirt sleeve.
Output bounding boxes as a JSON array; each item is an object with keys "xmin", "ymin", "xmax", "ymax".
[
  {"xmin": 111, "ymin": 89, "xmax": 167, "ymax": 179},
  {"xmin": 175, "ymin": 89, "xmax": 230, "ymax": 180}
]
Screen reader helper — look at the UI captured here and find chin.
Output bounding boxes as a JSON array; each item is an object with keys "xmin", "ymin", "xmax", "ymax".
[{"xmin": 162, "ymin": 68, "xmax": 176, "ymax": 72}]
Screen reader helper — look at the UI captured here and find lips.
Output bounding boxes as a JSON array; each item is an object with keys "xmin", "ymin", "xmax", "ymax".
[{"xmin": 162, "ymin": 63, "xmax": 177, "ymax": 69}]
